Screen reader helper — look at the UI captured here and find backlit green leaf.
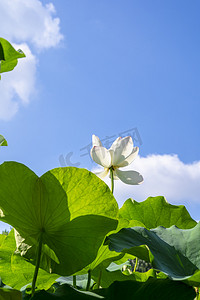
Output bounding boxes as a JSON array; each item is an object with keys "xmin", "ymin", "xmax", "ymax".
[
  {"xmin": 0, "ymin": 162, "xmax": 118, "ymax": 277},
  {"xmin": 0, "ymin": 38, "xmax": 25, "ymax": 79},
  {"xmin": 0, "ymin": 135, "xmax": 7, "ymax": 146},
  {"xmin": 0, "ymin": 230, "xmax": 59, "ymax": 290},
  {"xmin": 119, "ymin": 197, "xmax": 197, "ymax": 229},
  {"xmin": 92, "ymin": 265, "xmax": 158, "ymax": 288}
]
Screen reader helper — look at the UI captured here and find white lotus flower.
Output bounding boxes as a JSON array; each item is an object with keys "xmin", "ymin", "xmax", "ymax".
[{"xmin": 90, "ymin": 135, "xmax": 143, "ymax": 185}]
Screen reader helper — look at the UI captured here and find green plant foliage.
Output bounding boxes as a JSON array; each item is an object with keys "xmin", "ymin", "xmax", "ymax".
[
  {"xmin": 0, "ymin": 152, "xmax": 198, "ymax": 297},
  {"xmin": 76, "ymin": 214, "xmax": 153, "ymax": 276},
  {"xmin": 87, "ymin": 244, "xmax": 152, "ymax": 287},
  {"xmin": 0, "ymin": 287, "xmax": 22, "ymax": 300},
  {"xmin": 90, "ymin": 195, "xmax": 196, "ymax": 283},
  {"xmin": 75, "ymin": 218, "xmax": 147, "ymax": 282},
  {"xmin": 119, "ymin": 197, "xmax": 197, "ymax": 229},
  {"xmin": 0, "ymin": 162, "xmax": 118, "ymax": 277},
  {"xmin": 25, "ymin": 279, "xmax": 196, "ymax": 300},
  {"xmin": 0, "ymin": 38, "xmax": 25, "ymax": 79},
  {"xmin": 92, "ymin": 264, "xmax": 159, "ymax": 288},
  {"xmin": 0, "ymin": 230, "xmax": 59, "ymax": 290},
  {"xmin": 107, "ymin": 223, "xmax": 200, "ymax": 285},
  {"xmin": 56, "ymin": 274, "xmax": 95, "ymax": 290},
  {"xmin": 75, "ymin": 244, "xmax": 124, "ymax": 276},
  {"xmin": 26, "ymin": 284, "xmax": 104, "ymax": 299},
  {"xmin": 94, "ymin": 279, "xmax": 196, "ymax": 300},
  {"xmin": 0, "ymin": 234, "xmax": 6, "ymax": 246},
  {"xmin": 0, "ymin": 135, "xmax": 7, "ymax": 146}
]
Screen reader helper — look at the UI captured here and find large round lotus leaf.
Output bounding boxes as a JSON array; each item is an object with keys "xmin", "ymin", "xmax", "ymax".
[
  {"xmin": 95, "ymin": 279, "xmax": 196, "ymax": 300},
  {"xmin": 75, "ymin": 244, "xmax": 124, "ymax": 275},
  {"xmin": 119, "ymin": 197, "xmax": 197, "ymax": 229},
  {"xmin": 92, "ymin": 264, "xmax": 158, "ymax": 288},
  {"xmin": 0, "ymin": 162, "xmax": 118, "ymax": 275},
  {"xmin": 107, "ymin": 222, "xmax": 200, "ymax": 285},
  {"xmin": 30, "ymin": 280, "xmax": 196, "ymax": 300}
]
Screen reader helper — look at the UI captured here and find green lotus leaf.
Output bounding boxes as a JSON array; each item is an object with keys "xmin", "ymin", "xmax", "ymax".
[
  {"xmin": 94, "ymin": 279, "xmax": 196, "ymax": 300},
  {"xmin": 56, "ymin": 274, "xmax": 95, "ymax": 290},
  {"xmin": 92, "ymin": 262, "xmax": 158, "ymax": 288},
  {"xmin": 0, "ymin": 135, "xmax": 7, "ymax": 146},
  {"xmin": 30, "ymin": 284, "xmax": 104, "ymax": 299},
  {"xmin": 0, "ymin": 162, "xmax": 118, "ymax": 276},
  {"xmin": 75, "ymin": 243, "xmax": 124, "ymax": 276},
  {"xmin": 29, "ymin": 279, "xmax": 196, "ymax": 300},
  {"xmin": 0, "ymin": 38, "xmax": 25, "ymax": 78},
  {"xmin": 0, "ymin": 230, "xmax": 59, "ymax": 290},
  {"xmin": 0, "ymin": 287, "xmax": 22, "ymax": 300},
  {"xmin": 75, "ymin": 216, "xmax": 151, "ymax": 276},
  {"xmin": 0, "ymin": 234, "xmax": 6, "ymax": 246},
  {"xmin": 119, "ymin": 197, "xmax": 197, "ymax": 229},
  {"xmin": 23, "ymin": 279, "xmax": 197, "ymax": 300},
  {"xmin": 107, "ymin": 222, "xmax": 200, "ymax": 285}
]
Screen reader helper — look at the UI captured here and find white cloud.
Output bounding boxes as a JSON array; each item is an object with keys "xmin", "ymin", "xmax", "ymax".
[
  {"xmin": 0, "ymin": 44, "xmax": 37, "ymax": 120},
  {"xmin": 0, "ymin": 0, "xmax": 63, "ymax": 120},
  {"xmin": 93, "ymin": 154, "xmax": 200, "ymax": 207},
  {"xmin": 0, "ymin": 0, "xmax": 63, "ymax": 50}
]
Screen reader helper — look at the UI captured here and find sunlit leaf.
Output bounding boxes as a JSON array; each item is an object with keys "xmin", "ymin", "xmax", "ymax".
[
  {"xmin": 0, "ymin": 162, "xmax": 118, "ymax": 277},
  {"xmin": 0, "ymin": 230, "xmax": 59, "ymax": 290},
  {"xmin": 56, "ymin": 274, "xmax": 95, "ymax": 290},
  {"xmin": 75, "ymin": 216, "xmax": 145, "ymax": 276},
  {"xmin": 75, "ymin": 243, "xmax": 124, "ymax": 276},
  {"xmin": 0, "ymin": 234, "xmax": 6, "ymax": 246},
  {"xmin": 92, "ymin": 264, "xmax": 158, "ymax": 288},
  {"xmin": 119, "ymin": 197, "xmax": 197, "ymax": 229},
  {"xmin": 0, "ymin": 38, "xmax": 25, "ymax": 79},
  {"xmin": 0, "ymin": 135, "xmax": 7, "ymax": 146}
]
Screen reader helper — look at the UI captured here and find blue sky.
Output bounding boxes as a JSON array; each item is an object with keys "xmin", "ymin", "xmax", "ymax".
[{"xmin": 0, "ymin": 0, "xmax": 200, "ymax": 230}]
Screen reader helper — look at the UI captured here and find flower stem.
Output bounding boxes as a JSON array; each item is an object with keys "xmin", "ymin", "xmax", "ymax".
[
  {"xmin": 110, "ymin": 167, "xmax": 114, "ymax": 194},
  {"xmin": 133, "ymin": 257, "xmax": 138, "ymax": 272},
  {"xmin": 31, "ymin": 230, "xmax": 44, "ymax": 297},
  {"xmin": 86, "ymin": 270, "xmax": 92, "ymax": 291},
  {"xmin": 96, "ymin": 270, "xmax": 102, "ymax": 289},
  {"xmin": 73, "ymin": 275, "xmax": 77, "ymax": 288}
]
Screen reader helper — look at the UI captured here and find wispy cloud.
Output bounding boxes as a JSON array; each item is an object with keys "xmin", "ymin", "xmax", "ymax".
[
  {"xmin": 0, "ymin": 0, "xmax": 64, "ymax": 120},
  {"xmin": 0, "ymin": 0, "xmax": 63, "ymax": 50},
  {"xmin": 0, "ymin": 44, "xmax": 36, "ymax": 120},
  {"xmin": 93, "ymin": 154, "xmax": 200, "ymax": 206}
]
